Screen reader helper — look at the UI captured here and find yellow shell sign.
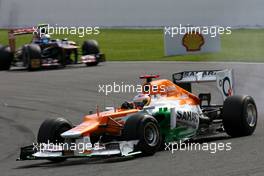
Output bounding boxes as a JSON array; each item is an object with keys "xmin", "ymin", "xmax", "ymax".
[{"xmin": 182, "ymin": 32, "xmax": 204, "ymax": 51}]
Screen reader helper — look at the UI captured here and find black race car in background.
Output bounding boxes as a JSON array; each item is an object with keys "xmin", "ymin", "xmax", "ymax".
[{"xmin": 0, "ymin": 25, "xmax": 105, "ymax": 71}]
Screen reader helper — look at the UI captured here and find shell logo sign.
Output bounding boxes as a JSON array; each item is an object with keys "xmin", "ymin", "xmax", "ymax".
[
  {"xmin": 182, "ymin": 32, "xmax": 204, "ymax": 52},
  {"xmin": 164, "ymin": 28, "xmax": 220, "ymax": 56}
]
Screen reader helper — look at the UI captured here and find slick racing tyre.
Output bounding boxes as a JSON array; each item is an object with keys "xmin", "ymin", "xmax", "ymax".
[
  {"xmin": 223, "ymin": 95, "xmax": 257, "ymax": 137},
  {"xmin": 82, "ymin": 40, "xmax": 100, "ymax": 66},
  {"xmin": 0, "ymin": 45, "xmax": 13, "ymax": 70},
  {"xmin": 122, "ymin": 113, "xmax": 161, "ymax": 156},
  {"xmin": 82, "ymin": 40, "xmax": 100, "ymax": 55},
  {"xmin": 37, "ymin": 118, "xmax": 73, "ymax": 162},
  {"xmin": 22, "ymin": 44, "xmax": 41, "ymax": 71}
]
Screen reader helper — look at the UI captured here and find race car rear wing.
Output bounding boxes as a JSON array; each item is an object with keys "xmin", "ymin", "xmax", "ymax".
[
  {"xmin": 172, "ymin": 69, "xmax": 234, "ymax": 100},
  {"xmin": 8, "ymin": 28, "xmax": 36, "ymax": 52}
]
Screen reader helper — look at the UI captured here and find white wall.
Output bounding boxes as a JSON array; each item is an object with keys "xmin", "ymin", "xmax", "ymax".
[{"xmin": 0, "ymin": 0, "xmax": 264, "ymax": 27}]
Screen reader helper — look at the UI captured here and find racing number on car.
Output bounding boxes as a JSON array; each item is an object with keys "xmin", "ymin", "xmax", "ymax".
[{"xmin": 219, "ymin": 77, "xmax": 232, "ymax": 97}]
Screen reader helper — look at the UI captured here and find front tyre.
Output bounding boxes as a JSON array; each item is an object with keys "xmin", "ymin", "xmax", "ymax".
[
  {"xmin": 37, "ymin": 118, "xmax": 73, "ymax": 162},
  {"xmin": 223, "ymin": 95, "xmax": 257, "ymax": 137},
  {"xmin": 82, "ymin": 40, "xmax": 100, "ymax": 55},
  {"xmin": 122, "ymin": 113, "xmax": 161, "ymax": 156},
  {"xmin": 82, "ymin": 40, "xmax": 100, "ymax": 66}
]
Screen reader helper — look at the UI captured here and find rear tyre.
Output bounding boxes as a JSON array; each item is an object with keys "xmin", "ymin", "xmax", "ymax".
[
  {"xmin": 22, "ymin": 44, "xmax": 41, "ymax": 71},
  {"xmin": 122, "ymin": 113, "xmax": 161, "ymax": 156},
  {"xmin": 82, "ymin": 40, "xmax": 100, "ymax": 66},
  {"xmin": 223, "ymin": 95, "xmax": 257, "ymax": 137},
  {"xmin": 0, "ymin": 46, "xmax": 13, "ymax": 70},
  {"xmin": 37, "ymin": 118, "xmax": 73, "ymax": 162}
]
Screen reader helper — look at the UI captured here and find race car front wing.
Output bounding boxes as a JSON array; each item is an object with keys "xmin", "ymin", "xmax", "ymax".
[
  {"xmin": 17, "ymin": 140, "xmax": 140, "ymax": 161},
  {"xmin": 81, "ymin": 53, "xmax": 106, "ymax": 64}
]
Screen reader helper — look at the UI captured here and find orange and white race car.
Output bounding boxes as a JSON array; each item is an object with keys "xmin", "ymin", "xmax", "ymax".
[{"xmin": 17, "ymin": 69, "xmax": 257, "ymax": 161}]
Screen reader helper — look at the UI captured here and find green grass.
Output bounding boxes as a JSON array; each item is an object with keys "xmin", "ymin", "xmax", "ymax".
[{"xmin": 1, "ymin": 28, "xmax": 264, "ymax": 62}]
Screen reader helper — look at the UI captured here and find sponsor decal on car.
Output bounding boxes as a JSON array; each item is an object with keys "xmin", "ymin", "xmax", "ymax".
[{"xmin": 176, "ymin": 111, "xmax": 199, "ymax": 123}]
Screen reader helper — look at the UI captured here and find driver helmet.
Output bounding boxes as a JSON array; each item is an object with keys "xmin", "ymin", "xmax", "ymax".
[
  {"xmin": 41, "ymin": 34, "xmax": 51, "ymax": 44},
  {"xmin": 133, "ymin": 93, "xmax": 151, "ymax": 107}
]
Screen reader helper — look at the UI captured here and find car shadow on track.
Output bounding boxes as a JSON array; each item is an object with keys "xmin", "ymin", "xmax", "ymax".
[{"xmin": 191, "ymin": 135, "xmax": 231, "ymax": 143}]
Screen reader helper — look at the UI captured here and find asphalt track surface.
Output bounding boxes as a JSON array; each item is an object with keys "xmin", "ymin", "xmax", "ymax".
[{"xmin": 0, "ymin": 61, "xmax": 263, "ymax": 176}]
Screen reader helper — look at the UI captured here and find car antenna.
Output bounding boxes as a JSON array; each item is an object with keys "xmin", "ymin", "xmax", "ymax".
[
  {"xmin": 96, "ymin": 105, "xmax": 99, "ymax": 117},
  {"xmin": 113, "ymin": 98, "xmax": 117, "ymax": 112}
]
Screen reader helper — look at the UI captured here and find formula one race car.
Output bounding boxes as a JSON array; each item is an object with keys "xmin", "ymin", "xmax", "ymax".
[
  {"xmin": 17, "ymin": 69, "xmax": 257, "ymax": 161},
  {"xmin": 0, "ymin": 24, "xmax": 105, "ymax": 71}
]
